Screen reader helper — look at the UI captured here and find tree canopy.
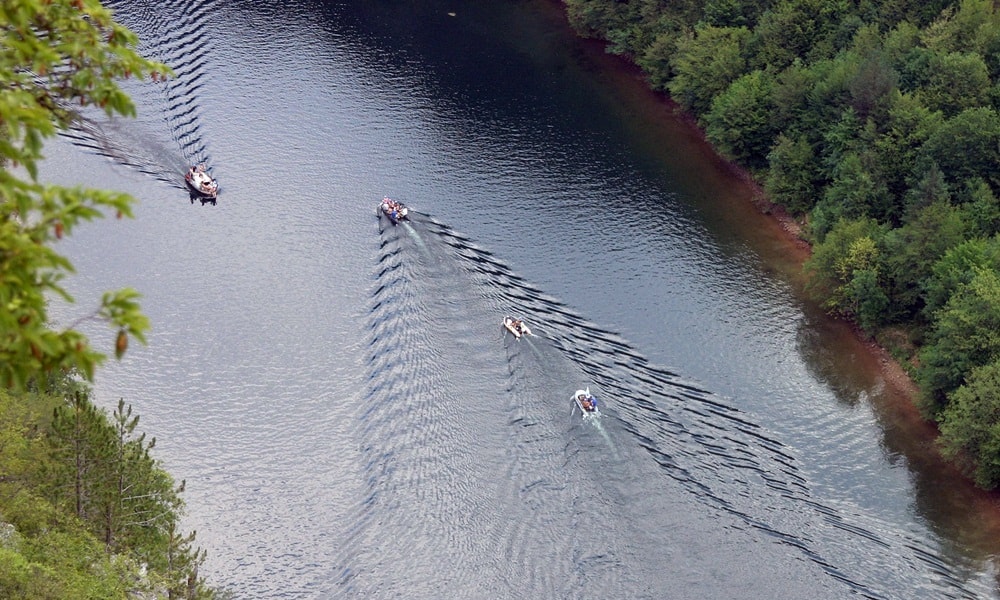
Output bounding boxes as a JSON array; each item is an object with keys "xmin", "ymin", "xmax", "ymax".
[{"xmin": 562, "ymin": 0, "xmax": 1000, "ymax": 488}]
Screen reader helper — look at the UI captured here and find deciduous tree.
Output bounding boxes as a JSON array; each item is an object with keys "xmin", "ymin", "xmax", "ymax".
[
  {"xmin": 917, "ymin": 267, "xmax": 1000, "ymax": 418},
  {"xmin": 939, "ymin": 358, "xmax": 1000, "ymax": 489},
  {"xmin": 668, "ymin": 25, "xmax": 750, "ymax": 115},
  {"xmin": 704, "ymin": 70, "xmax": 776, "ymax": 171},
  {"xmin": 766, "ymin": 133, "xmax": 819, "ymax": 215},
  {"xmin": 923, "ymin": 235, "xmax": 1000, "ymax": 318},
  {"xmin": 0, "ymin": 0, "xmax": 170, "ymax": 390},
  {"xmin": 804, "ymin": 217, "xmax": 888, "ymax": 325},
  {"xmin": 919, "ymin": 107, "xmax": 1000, "ymax": 190}
]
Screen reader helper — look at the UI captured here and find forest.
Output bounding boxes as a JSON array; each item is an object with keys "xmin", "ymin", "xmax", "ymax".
[
  {"xmin": 0, "ymin": 384, "xmax": 217, "ymax": 599},
  {"xmin": 562, "ymin": 0, "xmax": 1000, "ymax": 489}
]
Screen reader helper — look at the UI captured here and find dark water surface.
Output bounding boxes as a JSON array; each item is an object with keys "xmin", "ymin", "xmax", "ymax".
[{"xmin": 42, "ymin": 0, "xmax": 1000, "ymax": 597}]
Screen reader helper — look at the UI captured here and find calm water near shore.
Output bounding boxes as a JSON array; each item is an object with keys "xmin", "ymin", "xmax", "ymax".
[{"xmin": 43, "ymin": 0, "xmax": 1000, "ymax": 597}]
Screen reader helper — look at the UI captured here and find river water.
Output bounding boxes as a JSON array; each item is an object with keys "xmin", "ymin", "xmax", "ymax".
[{"xmin": 41, "ymin": 0, "xmax": 1000, "ymax": 597}]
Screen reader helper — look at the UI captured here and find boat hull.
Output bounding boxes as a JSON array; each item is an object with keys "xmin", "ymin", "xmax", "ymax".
[{"xmin": 185, "ymin": 178, "xmax": 218, "ymax": 200}]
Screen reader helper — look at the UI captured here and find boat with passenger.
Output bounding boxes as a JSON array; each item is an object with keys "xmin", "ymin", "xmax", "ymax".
[
  {"xmin": 572, "ymin": 388, "xmax": 599, "ymax": 418},
  {"xmin": 503, "ymin": 316, "xmax": 532, "ymax": 339},
  {"xmin": 185, "ymin": 164, "xmax": 218, "ymax": 203},
  {"xmin": 378, "ymin": 197, "xmax": 409, "ymax": 224}
]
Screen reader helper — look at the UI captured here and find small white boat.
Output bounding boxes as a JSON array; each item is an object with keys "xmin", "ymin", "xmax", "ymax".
[
  {"xmin": 185, "ymin": 164, "xmax": 218, "ymax": 202},
  {"xmin": 572, "ymin": 388, "xmax": 599, "ymax": 418},
  {"xmin": 378, "ymin": 197, "xmax": 409, "ymax": 225},
  {"xmin": 503, "ymin": 316, "xmax": 531, "ymax": 339}
]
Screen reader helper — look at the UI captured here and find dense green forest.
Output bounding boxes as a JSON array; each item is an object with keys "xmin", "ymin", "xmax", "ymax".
[
  {"xmin": 562, "ymin": 0, "xmax": 1000, "ymax": 489},
  {"xmin": 0, "ymin": 1, "xmax": 222, "ymax": 597}
]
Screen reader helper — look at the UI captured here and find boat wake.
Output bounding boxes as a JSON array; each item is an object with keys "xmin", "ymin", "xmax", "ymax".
[
  {"xmin": 347, "ymin": 212, "xmax": 996, "ymax": 599},
  {"xmin": 56, "ymin": 0, "xmax": 222, "ymax": 196}
]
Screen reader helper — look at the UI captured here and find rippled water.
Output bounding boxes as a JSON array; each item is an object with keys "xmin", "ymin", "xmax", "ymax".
[{"xmin": 40, "ymin": 0, "xmax": 1000, "ymax": 597}]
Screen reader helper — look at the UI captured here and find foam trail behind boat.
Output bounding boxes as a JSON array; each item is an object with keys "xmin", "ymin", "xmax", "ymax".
[
  {"xmin": 401, "ymin": 220, "xmax": 428, "ymax": 254},
  {"xmin": 415, "ymin": 212, "xmax": 993, "ymax": 599},
  {"xmin": 583, "ymin": 407, "xmax": 618, "ymax": 459}
]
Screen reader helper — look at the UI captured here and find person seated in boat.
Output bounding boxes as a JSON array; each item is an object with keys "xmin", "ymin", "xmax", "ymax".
[{"xmin": 579, "ymin": 394, "xmax": 596, "ymax": 412}]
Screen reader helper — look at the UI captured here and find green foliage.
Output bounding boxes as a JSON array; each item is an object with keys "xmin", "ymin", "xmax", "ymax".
[
  {"xmin": 887, "ymin": 0, "xmax": 958, "ymax": 28},
  {"xmin": 883, "ymin": 201, "xmax": 969, "ymax": 321},
  {"xmin": 847, "ymin": 267, "xmax": 890, "ymax": 332},
  {"xmin": 902, "ymin": 162, "xmax": 950, "ymax": 221},
  {"xmin": 563, "ymin": 0, "xmax": 622, "ymax": 38},
  {"xmin": 915, "ymin": 51, "xmax": 991, "ymax": 116},
  {"xmin": 765, "ymin": 133, "xmax": 819, "ymax": 214},
  {"xmin": 162, "ymin": 522, "xmax": 210, "ymax": 600},
  {"xmin": 566, "ymin": 0, "xmax": 1000, "ymax": 491},
  {"xmin": 701, "ymin": 0, "xmax": 756, "ymax": 27},
  {"xmin": 939, "ymin": 359, "xmax": 1000, "ymax": 488},
  {"xmin": 795, "ymin": 56, "xmax": 861, "ymax": 149},
  {"xmin": 804, "ymin": 217, "xmax": 887, "ymax": 324},
  {"xmin": 0, "ymin": 514, "xmax": 131, "ymax": 600},
  {"xmin": 920, "ymin": 0, "xmax": 1000, "ymax": 56},
  {"xmin": 770, "ymin": 61, "xmax": 817, "ymax": 139},
  {"xmin": 0, "ymin": 0, "xmax": 223, "ymax": 592},
  {"xmin": 919, "ymin": 107, "xmax": 1000, "ymax": 190},
  {"xmin": 636, "ymin": 31, "xmax": 680, "ymax": 91},
  {"xmin": 704, "ymin": 70, "xmax": 776, "ymax": 171},
  {"xmin": 753, "ymin": 0, "xmax": 856, "ymax": 70},
  {"xmin": 882, "ymin": 21, "xmax": 922, "ymax": 62},
  {"xmin": 668, "ymin": 25, "xmax": 751, "ymax": 114},
  {"xmin": 917, "ymin": 267, "xmax": 1000, "ymax": 419},
  {"xmin": 848, "ymin": 51, "xmax": 900, "ymax": 122},
  {"xmin": 47, "ymin": 391, "xmax": 113, "ymax": 522},
  {"xmin": 923, "ymin": 235, "xmax": 1000, "ymax": 318},
  {"xmin": 960, "ymin": 178, "xmax": 1000, "ymax": 237},
  {"xmin": 811, "ymin": 152, "xmax": 890, "ymax": 239},
  {"xmin": 872, "ymin": 92, "xmax": 943, "ymax": 203},
  {"xmin": 1, "ymin": 387, "xmax": 216, "ymax": 598},
  {"xmin": 47, "ymin": 394, "xmax": 192, "ymax": 572},
  {"xmin": 0, "ymin": 0, "xmax": 171, "ymax": 391}
]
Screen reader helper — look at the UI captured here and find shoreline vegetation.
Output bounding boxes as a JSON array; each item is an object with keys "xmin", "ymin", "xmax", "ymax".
[
  {"xmin": 0, "ymin": 1, "xmax": 224, "ymax": 597},
  {"xmin": 0, "ymin": 384, "xmax": 220, "ymax": 599},
  {"xmin": 551, "ymin": 0, "xmax": 1000, "ymax": 498}
]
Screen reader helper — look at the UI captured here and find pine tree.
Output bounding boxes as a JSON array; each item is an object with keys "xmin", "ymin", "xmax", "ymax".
[
  {"xmin": 165, "ymin": 520, "xmax": 210, "ymax": 600},
  {"xmin": 46, "ymin": 390, "xmax": 113, "ymax": 524}
]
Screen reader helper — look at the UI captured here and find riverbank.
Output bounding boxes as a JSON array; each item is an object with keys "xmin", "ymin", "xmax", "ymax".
[{"xmin": 544, "ymin": 0, "xmax": 1000, "ymax": 531}]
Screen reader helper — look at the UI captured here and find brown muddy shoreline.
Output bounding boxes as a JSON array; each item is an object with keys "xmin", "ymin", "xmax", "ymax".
[{"xmin": 541, "ymin": 0, "xmax": 1000, "ymax": 526}]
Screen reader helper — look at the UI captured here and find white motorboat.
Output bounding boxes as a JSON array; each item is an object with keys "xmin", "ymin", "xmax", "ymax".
[
  {"xmin": 185, "ymin": 164, "xmax": 218, "ymax": 202},
  {"xmin": 503, "ymin": 316, "xmax": 532, "ymax": 339}
]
